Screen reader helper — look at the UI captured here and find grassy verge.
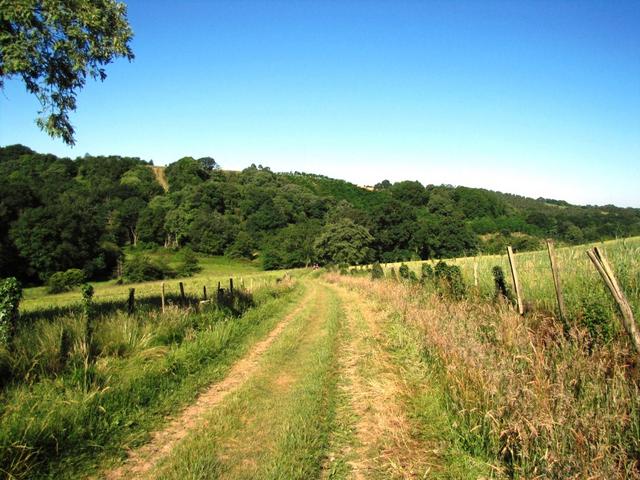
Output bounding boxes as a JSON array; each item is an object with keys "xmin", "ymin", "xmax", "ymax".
[
  {"xmin": 327, "ymin": 283, "xmax": 494, "ymax": 479},
  {"xmin": 0, "ymin": 281, "xmax": 303, "ymax": 479},
  {"xmin": 375, "ymin": 236, "xmax": 640, "ymax": 321},
  {"xmin": 152, "ymin": 283, "xmax": 344, "ymax": 480},
  {"xmin": 331, "ymin": 274, "xmax": 640, "ymax": 478},
  {"xmin": 382, "ymin": 311, "xmax": 498, "ymax": 478}
]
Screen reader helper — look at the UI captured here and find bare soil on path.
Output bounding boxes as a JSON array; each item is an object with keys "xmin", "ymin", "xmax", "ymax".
[{"xmin": 104, "ymin": 283, "xmax": 317, "ymax": 480}]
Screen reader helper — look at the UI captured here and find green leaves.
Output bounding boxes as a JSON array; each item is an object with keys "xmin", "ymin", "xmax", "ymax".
[
  {"xmin": 0, "ymin": 277, "xmax": 22, "ymax": 347},
  {"xmin": 0, "ymin": 0, "xmax": 134, "ymax": 144},
  {"xmin": 314, "ymin": 219, "xmax": 373, "ymax": 266}
]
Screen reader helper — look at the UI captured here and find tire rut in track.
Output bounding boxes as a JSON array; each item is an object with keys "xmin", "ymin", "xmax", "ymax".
[
  {"xmin": 104, "ymin": 283, "xmax": 318, "ymax": 480},
  {"xmin": 329, "ymin": 284, "xmax": 436, "ymax": 479}
]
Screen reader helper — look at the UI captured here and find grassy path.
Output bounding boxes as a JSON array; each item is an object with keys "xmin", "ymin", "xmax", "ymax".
[
  {"xmin": 99, "ymin": 277, "xmax": 488, "ymax": 479},
  {"xmin": 322, "ymin": 284, "xmax": 438, "ymax": 479},
  {"xmin": 149, "ymin": 280, "xmax": 342, "ymax": 479},
  {"xmin": 104, "ymin": 283, "xmax": 317, "ymax": 479}
]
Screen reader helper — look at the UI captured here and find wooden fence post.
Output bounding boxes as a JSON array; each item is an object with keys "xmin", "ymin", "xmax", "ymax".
[
  {"xmin": 229, "ymin": 278, "xmax": 234, "ymax": 295},
  {"xmin": 507, "ymin": 246, "xmax": 524, "ymax": 315},
  {"xmin": 546, "ymin": 239, "xmax": 569, "ymax": 332},
  {"xmin": 473, "ymin": 259, "xmax": 479, "ymax": 288},
  {"xmin": 587, "ymin": 247, "xmax": 640, "ymax": 354},
  {"xmin": 161, "ymin": 282, "xmax": 165, "ymax": 313},
  {"xmin": 203, "ymin": 285, "xmax": 207, "ymax": 301},
  {"xmin": 179, "ymin": 282, "xmax": 185, "ymax": 305},
  {"xmin": 127, "ymin": 288, "xmax": 135, "ymax": 314}
]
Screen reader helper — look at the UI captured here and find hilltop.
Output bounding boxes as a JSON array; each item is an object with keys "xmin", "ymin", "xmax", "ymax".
[{"xmin": 1, "ymin": 144, "xmax": 639, "ymax": 284}]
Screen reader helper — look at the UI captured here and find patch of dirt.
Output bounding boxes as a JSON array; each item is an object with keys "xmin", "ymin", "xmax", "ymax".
[
  {"xmin": 104, "ymin": 285, "xmax": 316, "ymax": 479},
  {"xmin": 150, "ymin": 165, "xmax": 169, "ymax": 192},
  {"xmin": 274, "ymin": 372, "xmax": 295, "ymax": 389}
]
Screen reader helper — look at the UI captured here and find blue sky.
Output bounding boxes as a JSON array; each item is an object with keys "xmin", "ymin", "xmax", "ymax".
[{"xmin": 1, "ymin": 0, "xmax": 639, "ymax": 206}]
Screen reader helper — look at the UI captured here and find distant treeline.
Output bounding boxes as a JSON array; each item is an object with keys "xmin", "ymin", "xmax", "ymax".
[{"xmin": 1, "ymin": 144, "xmax": 639, "ymax": 284}]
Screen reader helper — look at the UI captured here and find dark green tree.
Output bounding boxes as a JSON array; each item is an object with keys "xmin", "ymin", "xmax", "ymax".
[{"xmin": 314, "ymin": 219, "xmax": 373, "ymax": 266}]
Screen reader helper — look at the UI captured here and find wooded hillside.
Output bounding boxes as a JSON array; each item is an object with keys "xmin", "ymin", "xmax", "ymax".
[{"xmin": 1, "ymin": 144, "xmax": 639, "ymax": 284}]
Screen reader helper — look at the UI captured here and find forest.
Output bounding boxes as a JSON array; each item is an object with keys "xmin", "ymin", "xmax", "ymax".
[{"xmin": 2, "ymin": 144, "xmax": 639, "ymax": 285}]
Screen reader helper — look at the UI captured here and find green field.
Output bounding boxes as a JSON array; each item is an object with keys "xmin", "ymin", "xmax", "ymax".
[
  {"xmin": 381, "ymin": 236, "xmax": 640, "ymax": 321},
  {"xmin": 2, "ymin": 238, "xmax": 639, "ymax": 479},
  {"xmin": 20, "ymin": 251, "xmax": 289, "ymax": 312}
]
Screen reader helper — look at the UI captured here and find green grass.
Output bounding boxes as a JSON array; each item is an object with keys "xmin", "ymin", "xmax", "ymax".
[
  {"xmin": 152, "ymin": 282, "xmax": 344, "ymax": 479},
  {"xmin": 382, "ymin": 311, "xmax": 496, "ymax": 479},
  {"xmin": 20, "ymin": 252, "xmax": 290, "ymax": 312},
  {"xmin": 336, "ymin": 257, "xmax": 640, "ymax": 477},
  {"xmin": 379, "ymin": 236, "xmax": 640, "ymax": 327},
  {"xmin": 0, "ymin": 280, "xmax": 303, "ymax": 479}
]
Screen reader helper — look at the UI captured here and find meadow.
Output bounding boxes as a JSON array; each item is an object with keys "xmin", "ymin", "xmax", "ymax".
[
  {"xmin": 380, "ymin": 236, "xmax": 640, "ymax": 333},
  {"xmin": 1, "ymin": 239, "xmax": 639, "ymax": 479},
  {"xmin": 338, "ymin": 236, "xmax": 640, "ymax": 477},
  {"xmin": 0, "ymin": 253, "xmax": 302, "ymax": 479},
  {"xmin": 20, "ymin": 250, "xmax": 287, "ymax": 313}
]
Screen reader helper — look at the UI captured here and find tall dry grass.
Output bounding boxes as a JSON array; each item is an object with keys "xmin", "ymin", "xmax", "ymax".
[{"xmin": 332, "ymin": 274, "xmax": 640, "ymax": 478}]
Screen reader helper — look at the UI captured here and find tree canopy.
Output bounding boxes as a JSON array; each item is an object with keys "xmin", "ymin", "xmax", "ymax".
[
  {"xmin": 1, "ymin": 145, "xmax": 639, "ymax": 284},
  {"xmin": 0, "ymin": 0, "xmax": 134, "ymax": 144}
]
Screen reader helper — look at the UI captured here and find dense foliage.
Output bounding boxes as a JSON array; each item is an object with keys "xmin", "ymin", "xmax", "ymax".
[
  {"xmin": 0, "ymin": 0, "xmax": 134, "ymax": 145},
  {"xmin": 1, "ymin": 144, "xmax": 639, "ymax": 284}
]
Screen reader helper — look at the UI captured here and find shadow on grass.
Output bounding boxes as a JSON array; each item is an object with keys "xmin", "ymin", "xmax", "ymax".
[{"xmin": 20, "ymin": 288, "xmax": 256, "ymax": 324}]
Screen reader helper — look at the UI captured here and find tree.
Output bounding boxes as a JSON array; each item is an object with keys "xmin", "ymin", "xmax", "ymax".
[
  {"xmin": 0, "ymin": 0, "xmax": 134, "ymax": 145},
  {"xmin": 314, "ymin": 219, "xmax": 373, "ymax": 266}
]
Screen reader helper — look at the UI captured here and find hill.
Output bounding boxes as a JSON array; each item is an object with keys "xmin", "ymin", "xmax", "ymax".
[{"xmin": 1, "ymin": 144, "xmax": 639, "ymax": 284}]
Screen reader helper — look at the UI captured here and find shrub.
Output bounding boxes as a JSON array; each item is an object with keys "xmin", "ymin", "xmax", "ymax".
[
  {"xmin": 434, "ymin": 261, "xmax": 466, "ymax": 299},
  {"xmin": 123, "ymin": 256, "xmax": 175, "ymax": 283},
  {"xmin": 492, "ymin": 266, "xmax": 512, "ymax": 302},
  {"xmin": 420, "ymin": 263, "xmax": 434, "ymax": 284},
  {"xmin": 0, "ymin": 277, "xmax": 22, "ymax": 347},
  {"xmin": 389, "ymin": 267, "xmax": 397, "ymax": 281},
  {"xmin": 371, "ymin": 262, "xmax": 384, "ymax": 280},
  {"xmin": 580, "ymin": 295, "xmax": 615, "ymax": 345},
  {"xmin": 47, "ymin": 269, "xmax": 87, "ymax": 294},
  {"xmin": 398, "ymin": 263, "xmax": 410, "ymax": 280},
  {"xmin": 176, "ymin": 248, "xmax": 201, "ymax": 277}
]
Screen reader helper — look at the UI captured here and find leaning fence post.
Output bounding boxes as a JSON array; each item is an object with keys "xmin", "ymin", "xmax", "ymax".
[
  {"xmin": 546, "ymin": 239, "xmax": 569, "ymax": 332},
  {"xmin": 587, "ymin": 247, "xmax": 640, "ymax": 354},
  {"xmin": 179, "ymin": 282, "xmax": 185, "ymax": 305},
  {"xmin": 203, "ymin": 285, "xmax": 207, "ymax": 301},
  {"xmin": 507, "ymin": 246, "xmax": 524, "ymax": 315},
  {"xmin": 127, "ymin": 288, "xmax": 135, "ymax": 314},
  {"xmin": 161, "ymin": 282, "xmax": 165, "ymax": 313}
]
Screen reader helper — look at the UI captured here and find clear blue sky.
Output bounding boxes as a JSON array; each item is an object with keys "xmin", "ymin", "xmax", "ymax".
[{"xmin": 1, "ymin": 0, "xmax": 639, "ymax": 206}]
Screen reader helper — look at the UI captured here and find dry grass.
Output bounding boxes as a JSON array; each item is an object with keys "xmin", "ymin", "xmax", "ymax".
[
  {"xmin": 331, "ymin": 274, "xmax": 640, "ymax": 478},
  {"xmin": 332, "ymin": 285, "xmax": 436, "ymax": 479}
]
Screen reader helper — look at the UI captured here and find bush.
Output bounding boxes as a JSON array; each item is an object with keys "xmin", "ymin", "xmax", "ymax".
[
  {"xmin": 580, "ymin": 295, "xmax": 615, "ymax": 345},
  {"xmin": 123, "ymin": 256, "xmax": 175, "ymax": 283},
  {"xmin": 176, "ymin": 248, "xmax": 201, "ymax": 277},
  {"xmin": 492, "ymin": 266, "xmax": 512, "ymax": 302},
  {"xmin": 434, "ymin": 261, "xmax": 466, "ymax": 299},
  {"xmin": 371, "ymin": 262, "xmax": 384, "ymax": 280},
  {"xmin": 0, "ymin": 277, "xmax": 22, "ymax": 347},
  {"xmin": 420, "ymin": 263, "xmax": 434, "ymax": 284},
  {"xmin": 389, "ymin": 267, "xmax": 397, "ymax": 281},
  {"xmin": 398, "ymin": 263, "xmax": 410, "ymax": 280},
  {"xmin": 47, "ymin": 269, "xmax": 86, "ymax": 294}
]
